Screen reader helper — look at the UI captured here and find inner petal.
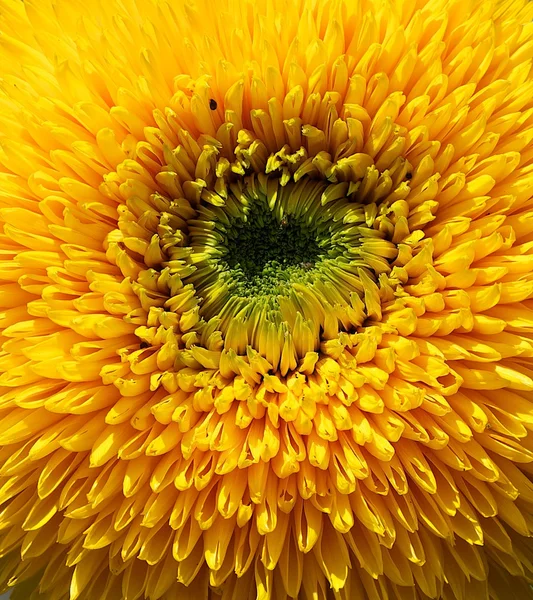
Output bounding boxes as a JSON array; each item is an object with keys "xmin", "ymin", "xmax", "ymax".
[{"xmin": 183, "ymin": 174, "xmax": 399, "ymax": 361}]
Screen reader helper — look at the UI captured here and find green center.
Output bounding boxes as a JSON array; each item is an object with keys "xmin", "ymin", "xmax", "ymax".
[
  {"xmin": 184, "ymin": 176, "xmax": 398, "ymax": 331},
  {"xmin": 223, "ymin": 205, "xmax": 322, "ymax": 297}
]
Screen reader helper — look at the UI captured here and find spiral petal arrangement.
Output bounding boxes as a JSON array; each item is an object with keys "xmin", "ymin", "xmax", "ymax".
[{"xmin": 1, "ymin": 0, "xmax": 533, "ymax": 599}]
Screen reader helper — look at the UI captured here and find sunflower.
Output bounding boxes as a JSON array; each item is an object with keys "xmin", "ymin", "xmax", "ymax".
[{"xmin": 1, "ymin": 0, "xmax": 533, "ymax": 598}]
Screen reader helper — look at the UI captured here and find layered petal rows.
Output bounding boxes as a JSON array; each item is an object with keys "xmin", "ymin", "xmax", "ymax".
[{"xmin": 1, "ymin": 0, "xmax": 533, "ymax": 599}]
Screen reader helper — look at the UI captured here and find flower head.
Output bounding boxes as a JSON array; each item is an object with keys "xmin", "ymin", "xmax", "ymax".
[{"xmin": 1, "ymin": 0, "xmax": 533, "ymax": 598}]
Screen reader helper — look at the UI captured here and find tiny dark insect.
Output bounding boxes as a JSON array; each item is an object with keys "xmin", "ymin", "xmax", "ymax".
[
  {"xmin": 280, "ymin": 215, "xmax": 289, "ymax": 228},
  {"xmin": 209, "ymin": 99, "xmax": 217, "ymax": 110},
  {"xmin": 405, "ymin": 172, "xmax": 413, "ymax": 180},
  {"xmin": 300, "ymin": 262, "xmax": 314, "ymax": 271},
  {"xmin": 140, "ymin": 341, "xmax": 149, "ymax": 349}
]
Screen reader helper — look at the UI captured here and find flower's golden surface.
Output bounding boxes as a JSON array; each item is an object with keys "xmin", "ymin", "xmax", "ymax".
[{"xmin": 1, "ymin": 0, "xmax": 533, "ymax": 598}]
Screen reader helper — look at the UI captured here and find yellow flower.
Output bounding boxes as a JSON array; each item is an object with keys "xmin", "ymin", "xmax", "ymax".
[{"xmin": 1, "ymin": 0, "xmax": 533, "ymax": 598}]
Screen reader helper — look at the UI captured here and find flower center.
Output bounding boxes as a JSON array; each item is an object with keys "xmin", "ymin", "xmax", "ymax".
[
  {"xmin": 114, "ymin": 147, "xmax": 419, "ymax": 374},
  {"xmin": 222, "ymin": 200, "xmax": 321, "ymax": 298},
  {"xmin": 180, "ymin": 174, "xmax": 400, "ymax": 365}
]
